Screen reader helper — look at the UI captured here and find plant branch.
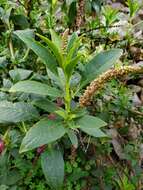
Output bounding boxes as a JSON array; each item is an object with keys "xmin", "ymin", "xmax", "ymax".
[{"xmin": 79, "ymin": 25, "xmax": 123, "ymax": 36}]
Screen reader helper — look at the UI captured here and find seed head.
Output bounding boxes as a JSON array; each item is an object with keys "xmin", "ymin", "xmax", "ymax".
[
  {"xmin": 62, "ymin": 28, "xmax": 69, "ymax": 52},
  {"xmin": 79, "ymin": 66, "xmax": 143, "ymax": 107}
]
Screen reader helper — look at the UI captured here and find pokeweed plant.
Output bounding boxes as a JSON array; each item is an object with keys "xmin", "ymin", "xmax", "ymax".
[{"xmin": 3, "ymin": 29, "xmax": 122, "ymax": 190}]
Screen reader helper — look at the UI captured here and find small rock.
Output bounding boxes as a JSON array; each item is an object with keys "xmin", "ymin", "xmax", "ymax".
[
  {"xmin": 128, "ymin": 122, "xmax": 140, "ymax": 140},
  {"xmin": 138, "ymin": 9, "xmax": 143, "ymax": 19},
  {"xmin": 128, "ymin": 85, "xmax": 142, "ymax": 93},
  {"xmin": 132, "ymin": 93, "xmax": 142, "ymax": 107},
  {"xmin": 111, "ymin": 2, "xmax": 123, "ymax": 9}
]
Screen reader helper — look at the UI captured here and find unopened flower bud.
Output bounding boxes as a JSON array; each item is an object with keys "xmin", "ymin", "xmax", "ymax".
[
  {"xmin": 37, "ymin": 145, "xmax": 46, "ymax": 155},
  {"xmin": 0, "ymin": 139, "xmax": 5, "ymax": 154},
  {"xmin": 48, "ymin": 113, "xmax": 56, "ymax": 120}
]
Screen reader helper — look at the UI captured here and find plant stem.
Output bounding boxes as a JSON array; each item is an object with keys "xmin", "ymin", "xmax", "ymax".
[
  {"xmin": 7, "ymin": 22, "xmax": 15, "ymax": 61},
  {"xmin": 22, "ymin": 48, "xmax": 30, "ymax": 61},
  {"xmin": 65, "ymin": 79, "xmax": 71, "ymax": 114},
  {"xmin": 22, "ymin": 122, "xmax": 27, "ymax": 133},
  {"xmin": 9, "ymin": 38, "xmax": 15, "ymax": 61}
]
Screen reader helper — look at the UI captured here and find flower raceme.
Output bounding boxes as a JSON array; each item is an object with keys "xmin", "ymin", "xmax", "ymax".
[{"xmin": 79, "ymin": 66, "xmax": 143, "ymax": 107}]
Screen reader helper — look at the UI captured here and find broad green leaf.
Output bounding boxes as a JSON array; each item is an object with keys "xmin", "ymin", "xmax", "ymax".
[
  {"xmin": 46, "ymin": 67, "xmax": 63, "ymax": 89},
  {"xmin": 10, "ymin": 80, "xmax": 62, "ymax": 98},
  {"xmin": 82, "ymin": 49, "xmax": 123, "ymax": 86},
  {"xmin": 0, "ymin": 169, "xmax": 22, "ymax": 186},
  {"xmin": 36, "ymin": 33, "xmax": 64, "ymax": 67},
  {"xmin": 33, "ymin": 99, "xmax": 58, "ymax": 113},
  {"xmin": 12, "ymin": 14, "xmax": 29, "ymax": 29},
  {"xmin": 20, "ymin": 119, "xmax": 66, "ymax": 152},
  {"xmin": 67, "ymin": 129, "xmax": 78, "ymax": 148},
  {"xmin": 50, "ymin": 29, "xmax": 62, "ymax": 50},
  {"xmin": 0, "ymin": 101, "xmax": 39, "ymax": 123},
  {"xmin": 14, "ymin": 29, "xmax": 57, "ymax": 73},
  {"xmin": 0, "ymin": 185, "xmax": 8, "ymax": 190},
  {"xmin": 70, "ymin": 72, "xmax": 81, "ymax": 88},
  {"xmin": 41, "ymin": 148, "xmax": 64, "ymax": 190},
  {"xmin": 9, "ymin": 68, "xmax": 32, "ymax": 81},
  {"xmin": 57, "ymin": 68, "xmax": 66, "ymax": 89},
  {"xmin": 1, "ymin": 7, "xmax": 12, "ymax": 26},
  {"xmin": 77, "ymin": 115, "xmax": 107, "ymax": 137}
]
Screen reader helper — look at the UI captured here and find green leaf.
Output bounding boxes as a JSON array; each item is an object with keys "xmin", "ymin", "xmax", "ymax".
[
  {"xmin": 41, "ymin": 148, "xmax": 64, "ymax": 190},
  {"xmin": 20, "ymin": 119, "xmax": 66, "ymax": 152},
  {"xmin": 57, "ymin": 68, "xmax": 66, "ymax": 89},
  {"xmin": 67, "ymin": 2, "xmax": 77, "ymax": 27},
  {"xmin": 67, "ymin": 32, "xmax": 78, "ymax": 53},
  {"xmin": 0, "ymin": 101, "xmax": 39, "ymax": 123},
  {"xmin": 11, "ymin": 14, "xmax": 29, "ymax": 29},
  {"xmin": 55, "ymin": 109, "xmax": 67, "ymax": 119},
  {"xmin": 36, "ymin": 33, "xmax": 64, "ymax": 68},
  {"xmin": 9, "ymin": 69, "xmax": 32, "ymax": 82},
  {"xmin": 33, "ymin": 99, "xmax": 58, "ymax": 113},
  {"xmin": 65, "ymin": 55, "xmax": 81, "ymax": 79},
  {"xmin": 0, "ymin": 185, "xmax": 8, "ymax": 190},
  {"xmin": 46, "ymin": 68, "xmax": 63, "ymax": 89},
  {"xmin": 82, "ymin": 49, "xmax": 123, "ymax": 86},
  {"xmin": 52, "ymin": 0, "xmax": 57, "ymax": 6},
  {"xmin": 77, "ymin": 115, "xmax": 107, "ymax": 137},
  {"xmin": 66, "ymin": 38, "xmax": 81, "ymax": 63},
  {"xmin": 67, "ymin": 129, "xmax": 78, "ymax": 148},
  {"xmin": 14, "ymin": 29, "xmax": 57, "ymax": 73},
  {"xmin": 1, "ymin": 7, "xmax": 12, "ymax": 26},
  {"xmin": 92, "ymin": 0, "xmax": 102, "ymax": 14},
  {"xmin": 0, "ymin": 169, "xmax": 22, "ymax": 186},
  {"xmin": 50, "ymin": 29, "xmax": 62, "ymax": 50},
  {"xmin": 10, "ymin": 80, "xmax": 62, "ymax": 98}
]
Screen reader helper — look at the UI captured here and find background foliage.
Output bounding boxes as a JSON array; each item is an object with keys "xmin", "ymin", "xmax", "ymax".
[{"xmin": 0, "ymin": 0, "xmax": 143, "ymax": 190}]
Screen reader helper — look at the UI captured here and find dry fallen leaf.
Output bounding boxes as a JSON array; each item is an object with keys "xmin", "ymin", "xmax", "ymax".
[{"xmin": 107, "ymin": 129, "xmax": 125, "ymax": 159}]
